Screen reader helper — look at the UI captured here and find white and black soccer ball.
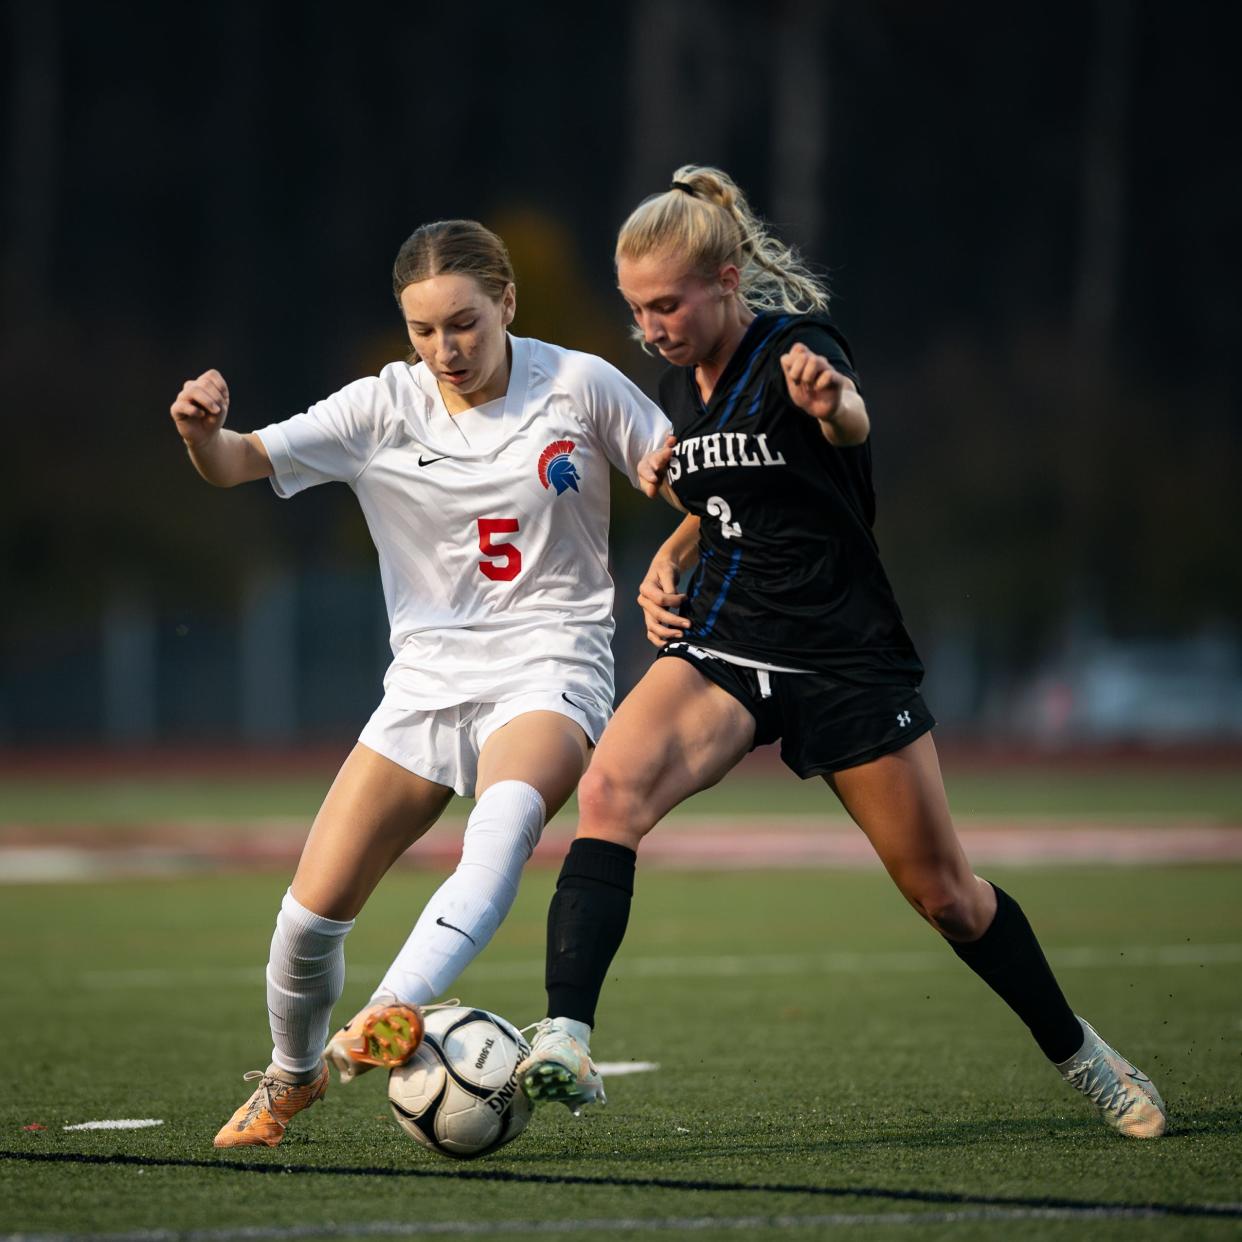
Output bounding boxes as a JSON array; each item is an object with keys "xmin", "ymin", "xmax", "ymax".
[{"xmin": 388, "ymin": 1006, "xmax": 532, "ymax": 1160}]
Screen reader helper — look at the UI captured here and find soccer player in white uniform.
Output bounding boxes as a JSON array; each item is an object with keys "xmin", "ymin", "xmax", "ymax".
[{"xmin": 168, "ymin": 219, "xmax": 671, "ymax": 1148}]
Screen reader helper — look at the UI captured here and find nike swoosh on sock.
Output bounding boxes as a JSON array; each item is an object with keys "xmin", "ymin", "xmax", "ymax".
[{"xmin": 435, "ymin": 916, "xmax": 477, "ymax": 945}]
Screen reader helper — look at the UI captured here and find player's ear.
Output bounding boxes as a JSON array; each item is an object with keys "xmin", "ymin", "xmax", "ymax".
[
  {"xmin": 717, "ymin": 264, "xmax": 741, "ymax": 298},
  {"xmin": 500, "ymin": 282, "xmax": 516, "ymax": 327}
]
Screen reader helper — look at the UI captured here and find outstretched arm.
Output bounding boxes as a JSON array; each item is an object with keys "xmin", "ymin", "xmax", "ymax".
[{"xmin": 169, "ymin": 369, "xmax": 273, "ymax": 487}]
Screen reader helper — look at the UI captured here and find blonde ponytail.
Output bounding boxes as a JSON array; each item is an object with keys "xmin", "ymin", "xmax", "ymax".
[{"xmin": 616, "ymin": 164, "xmax": 829, "ymax": 315}]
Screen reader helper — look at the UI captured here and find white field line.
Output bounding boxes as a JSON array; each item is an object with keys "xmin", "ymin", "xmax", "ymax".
[
  {"xmin": 61, "ymin": 1120, "xmax": 163, "ymax": 1132},
  {"xmin": 593, "ymin": 1061, "xmax": 659, "ymax": 1076},
  {"xmin": 6, "ymin": 1204, "xmax": 1242, "ymax": 1240},
  {"xmin": 72, "ymin": 941, "xmax": 1242, "ymax": 992}
]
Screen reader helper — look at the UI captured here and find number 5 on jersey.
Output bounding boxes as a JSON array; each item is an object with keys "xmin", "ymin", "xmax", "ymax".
[{"xmin": 478, "ymin": 518, "xmax": 522, "ymax": 581}]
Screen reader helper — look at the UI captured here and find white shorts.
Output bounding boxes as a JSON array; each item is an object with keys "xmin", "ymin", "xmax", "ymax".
[{"xmin": 358, "ymin": 683, "xmax": 611, "ymax": 797}]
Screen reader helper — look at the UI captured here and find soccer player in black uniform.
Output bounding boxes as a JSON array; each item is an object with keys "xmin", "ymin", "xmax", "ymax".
[{"xmin": 518, "ymin": 165, "xmax": 1167, "ymax": 1139}]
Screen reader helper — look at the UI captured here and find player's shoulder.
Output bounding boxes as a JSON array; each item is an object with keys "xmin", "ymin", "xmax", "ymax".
[
  {"xmin": 314, "ymin": 362, "xmax": 408, "ymax": 408},
  {"xmin": 525, "ymin": 336, "xmax": 632, "ymax": 396},
  {"xmin": 769, "ymin": 311, "xmax": 856, "ymax": 368},
  {"xmin": 306, "ymin": 361, "xmax": 426, "ymax": 436},
  {"xmin": 374, "ymin": 358, "xmax": 431, "ymax": 405},
  {"xmin": 353, "ymin": 360, "xmax": 434, "ymax": 419}
]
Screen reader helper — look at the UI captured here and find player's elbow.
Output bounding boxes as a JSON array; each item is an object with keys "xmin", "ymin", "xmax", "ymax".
[{"xmin": 197, "ymin": 467, "xmax": 248, "ymax": 489}]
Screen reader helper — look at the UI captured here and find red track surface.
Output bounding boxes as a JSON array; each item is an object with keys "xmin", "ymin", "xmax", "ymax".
[{"xmin": 3, "ymin": 814, "xmax": 1240, "ymax": 882}]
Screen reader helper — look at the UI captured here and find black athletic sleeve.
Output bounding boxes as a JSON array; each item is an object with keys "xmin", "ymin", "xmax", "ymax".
[{"xmin": 783, "ymin": 322, "xmax": 861, "ymax": 394}]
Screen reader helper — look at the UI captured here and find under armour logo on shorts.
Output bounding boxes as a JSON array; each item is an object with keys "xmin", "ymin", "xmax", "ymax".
[{"xmin": 896, "ymin": 710, "xmax": 911, "ymax": 727}]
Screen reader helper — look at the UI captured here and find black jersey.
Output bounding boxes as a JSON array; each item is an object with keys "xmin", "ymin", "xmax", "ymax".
[{"xmin": 659, "ymin": 312, "xmax": 923, "ymax": 685}]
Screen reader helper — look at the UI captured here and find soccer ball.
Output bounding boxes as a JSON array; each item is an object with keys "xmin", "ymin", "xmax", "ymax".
[{"xmin": 388, "ymin": 1006, "xmax": 532, "ymax": 1159}]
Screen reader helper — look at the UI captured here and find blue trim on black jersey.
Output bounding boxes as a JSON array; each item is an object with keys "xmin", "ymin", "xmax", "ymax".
[
  {"xmin": 695, "ymin": 547, "xmax": 743, "ymax": 638},
  {"xmin": 687, "ymin": 548, "xmax": 711, "ymax": 609},
  {"xmin": 713, "ymin": 316, "xmax": 792, "ymax": 429}
]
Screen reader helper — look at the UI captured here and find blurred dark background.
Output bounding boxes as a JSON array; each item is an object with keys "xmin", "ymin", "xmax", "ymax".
[{"xmin": 2, "ymin": 0, "xmax": 1239, "ymax": 752}]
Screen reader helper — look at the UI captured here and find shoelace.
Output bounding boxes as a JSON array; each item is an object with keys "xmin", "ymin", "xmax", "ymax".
[
  {"xmin": 518, "ymin": 1018, "xmax": 585, "ymax": 1054},
  {"xmin": 239, "ymin": 1070, "xmax": 295, "ymax": 1131},
  {"xmin": 1065, "ymin": 1055, "xmax": 1137, "ymax": 1119},
  {"xmin": 516, "ymin": 1019, "xmax": 596, "ymax": 1074},
  {"xmin": 519, "ymin": 1017, "xmax": 555, "ymax": 1041},
  {"xmin": 336, "ymin": 997, "xmax": 463, "ymax": 1044},
  {"xmin": 422, "ymin": 998, "xmax": 461, "ymax": 1016}
]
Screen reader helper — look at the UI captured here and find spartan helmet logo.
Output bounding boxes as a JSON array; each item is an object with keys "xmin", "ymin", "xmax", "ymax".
[{"xmin": 537, "ymin": 439, "xmax": 581, "ymax": 495}]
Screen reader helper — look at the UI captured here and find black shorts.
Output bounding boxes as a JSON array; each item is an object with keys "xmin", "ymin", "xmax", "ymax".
[{"xmin": 657, "ymin": 641, "xmax": 935, "ymax": 778}]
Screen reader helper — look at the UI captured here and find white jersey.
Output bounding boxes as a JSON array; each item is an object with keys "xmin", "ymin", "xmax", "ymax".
[{"xmin": 254, "ymin": 335, "xmax": 671, "ymax": 709}]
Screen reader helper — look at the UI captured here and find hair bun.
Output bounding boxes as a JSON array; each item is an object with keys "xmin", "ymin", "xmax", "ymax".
[{"xmin": 619, "ymin": 165, "xmax": 829, "ymax": 318}]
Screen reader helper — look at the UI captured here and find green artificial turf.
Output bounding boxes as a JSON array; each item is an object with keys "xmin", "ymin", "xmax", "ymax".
[
  {"xmin": 2, "ymin": 865, "xmax": 1240, "ymax": 1240},
  {"xmin": 2, "ymin": 763, "xmax": 1241, "ymax": 826}
]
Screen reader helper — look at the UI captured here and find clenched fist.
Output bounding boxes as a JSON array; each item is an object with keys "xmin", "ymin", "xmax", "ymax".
[{"xmin": 170, "ymin": 369, "xmax": 230, "ymax": 447}]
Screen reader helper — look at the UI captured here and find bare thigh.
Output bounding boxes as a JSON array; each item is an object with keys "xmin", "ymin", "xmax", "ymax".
[
  {"xmin": 475, "ymin": 710, "xmax": 591, "ymax": 817},
  {"xmin": 291, "ymin": 742, "xmax": 454, "ymax": 921},
  {"xmin": 825, "ymin": 732, "xmax": 995, "ymax": 941},
  {"xmin": 576, "ymin": 657, "xmax": 756, "ymax": 850}
]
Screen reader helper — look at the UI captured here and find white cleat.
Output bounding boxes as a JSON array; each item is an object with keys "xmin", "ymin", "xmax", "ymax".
[
  {"xmin": 1057, "ymin": 1016, "xmax": 1167, "ymax": 1138},
  {"xmin": 518, "ymin": 1019, "xmax": 607, "ymax": 1114}
]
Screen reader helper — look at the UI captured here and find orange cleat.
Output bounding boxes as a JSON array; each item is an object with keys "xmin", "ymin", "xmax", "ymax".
[
  {"xmin": 324, "ymin": 1000, "xmax": 424, "ymax": 1083},
  {"xmin": 212, "ymin": 1064, "xmax": 328, "ymax": 1148}
]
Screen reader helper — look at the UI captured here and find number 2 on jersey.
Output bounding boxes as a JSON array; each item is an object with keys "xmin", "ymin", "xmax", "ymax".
[
  {"xmin": 477, "ymin": 518, "xmax": 522, "ymax": 581},
  {"xmin": 706, "ymin": 496, "xmax": 742, "ymax": 540}
]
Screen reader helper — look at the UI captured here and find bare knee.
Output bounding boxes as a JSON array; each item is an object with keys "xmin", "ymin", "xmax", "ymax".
[
  {"xmin": 902, "ymin": 874, "xmax": 994, "ymax": 942},
  {"xmin": 576, "ymin": 761, "xmax": 651, "ymax": 849}
]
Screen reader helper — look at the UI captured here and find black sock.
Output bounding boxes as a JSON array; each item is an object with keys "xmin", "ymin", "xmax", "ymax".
[
  {"xmin": 544, "ymin": 838, "xmax": 636, "ymax": 1028},
  {"xmin": 950, "ymin": 883, "xmax": 1084, "ymax": 1063}
]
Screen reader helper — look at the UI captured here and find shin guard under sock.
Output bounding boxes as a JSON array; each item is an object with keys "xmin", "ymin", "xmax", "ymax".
[
  {"xmin": 544, "ymin": 837, "xmax": 636, "ymax": 1028},
  {"xmin": 266, "ymin": 889, "xmax": 354, "ymax": 1075},
  {"xmin": 950, "ymin": 883, "xmax": 1083, "ymax": 1062},
  {"xmin": 373, "ymin": 780, "xmax": 545, "ymax": 1006}
]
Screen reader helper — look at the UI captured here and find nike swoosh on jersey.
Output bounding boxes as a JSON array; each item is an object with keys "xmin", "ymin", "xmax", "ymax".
[
  {"xmin": 561, "ymin": 691, "xmax": 590, "ymax": 711},
  {"xmin": 435, "ymin": 916, "xmax": 476, "ymax": 944},
  {"xmin": 418, "ymin": 454, "xmax": 449, "ymax": 466}
]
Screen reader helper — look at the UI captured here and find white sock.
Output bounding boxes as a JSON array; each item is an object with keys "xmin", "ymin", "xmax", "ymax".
[
  {"xmin": 266, "ymin": 888, "xmax": 354, "ymax": 1075},
  {"xmin": 373, "ymin": 780, "xmax": 545, "ymax": 1006},
  {"xmin": 550, "ymin": 1016, "xmax": 592, "ymax": 1048}
]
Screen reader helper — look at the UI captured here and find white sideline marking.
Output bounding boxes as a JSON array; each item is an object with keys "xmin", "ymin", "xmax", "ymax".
[
  {"xmin": 74, "ymin": 940, "xmax": 1242, "ymax": 990},
  {"xmin": 6, "ymin": 1204, "xmax": 1241, "ymax": 1239},
  {"xmin": 593, "ymin": 1061, "xmax": 659, "ymax": 1076},
  {"xmin": 61, "ymin": 1120, "xmax": 163, "ymax": 1132}
]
